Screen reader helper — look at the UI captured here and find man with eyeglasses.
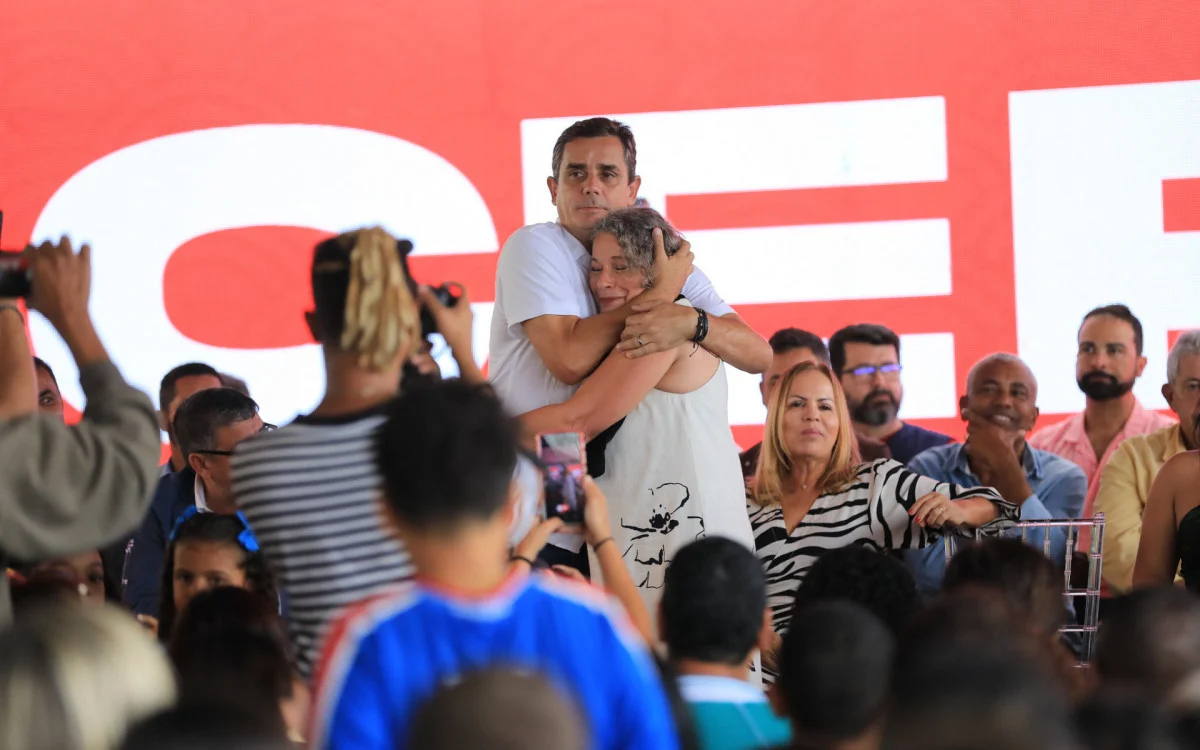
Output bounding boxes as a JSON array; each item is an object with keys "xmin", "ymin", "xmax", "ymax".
[
  {"xmin": 828, "ymin": 324, "xmax": 953, "ymax": 464},
  {"xmin": 122, "ymin": 387, "xmax": 268, "ymax": 619}
]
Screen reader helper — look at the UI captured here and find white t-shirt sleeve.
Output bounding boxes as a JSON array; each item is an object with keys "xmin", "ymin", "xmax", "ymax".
[
  {"xmin": 496, "ymin": 228, "xmax": 586, "ymax": 334},
  {"xmin": 680, "ymin": 265, "xmax": 735, "ymax": 317}
]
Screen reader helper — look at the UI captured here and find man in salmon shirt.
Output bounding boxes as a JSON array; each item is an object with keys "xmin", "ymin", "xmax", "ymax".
[{"xmin": 1029, "ymin": 304, "xmax": 1174, "ymax": 557}]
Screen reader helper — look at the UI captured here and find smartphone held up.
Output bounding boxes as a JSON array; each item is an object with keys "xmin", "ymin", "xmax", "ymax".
[{"xmin": 536, "ymin": 432, "xmax": 587, "ymax": 528}]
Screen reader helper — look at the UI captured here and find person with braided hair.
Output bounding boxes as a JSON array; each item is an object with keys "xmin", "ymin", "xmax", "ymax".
[{"xmin": 233, "ymin": 227, "xmax": 442, "ymax": 680}]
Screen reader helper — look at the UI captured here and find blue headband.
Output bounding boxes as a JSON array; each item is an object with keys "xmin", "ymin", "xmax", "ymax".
[{"xmin": 168, "ymin": 505, "xmax": 261, "ymax": 553}]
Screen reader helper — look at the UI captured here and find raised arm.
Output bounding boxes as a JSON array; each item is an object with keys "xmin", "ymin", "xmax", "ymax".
[
  {"xmin": 0, "ymin": 240, "xmax": 161, "ymax": 560},
  {"xmin": 618, "ymin": 303, "xmax": 771, "ymax": 375},
  {"xmin": 0, "ymin": 302, "xmax": 36, "ymax": 419},
  {"xmin": 1132, "ymin": 453, "xmax": 1186, "ymax": 589},
  {"xmin": 616, "ymin": 263, "xmax": 771, "ymax": 374},
  {"xmin": 521, "ymin": 344, "xmax": 677, "ymax": 441}
]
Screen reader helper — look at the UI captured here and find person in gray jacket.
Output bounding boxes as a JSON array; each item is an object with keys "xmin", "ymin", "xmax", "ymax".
[{"xmin": 0, "ymin": 237, "xmax": 161, "ymax": 625}]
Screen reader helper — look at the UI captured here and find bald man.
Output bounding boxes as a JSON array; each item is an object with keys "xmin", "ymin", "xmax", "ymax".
[{"xmin": 901, "ymin": 353, "xmax": 1088, "ymax": 598}]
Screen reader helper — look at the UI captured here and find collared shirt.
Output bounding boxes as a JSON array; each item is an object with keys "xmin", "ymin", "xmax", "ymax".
[
  {"xmin": 193, "ymin": 474, "xmax": 211, "ymax": 513},
  {"xmin": 676, "ymin": 675, "xmax": 792, "ymax": 750},
  {"xmin": 903, "ymin": 442, "xmax": 1088, "ymax": 598},
  {"xmin": 886, "ymin": 422, "xmax": 954, "ymax": 464},
  {"xmin": 1093, "ymin": 422, "xmax": 1188, "ymax": 593},
  {"xmin": 1029, "ymin": 400, "xmax": 1175, "ymax": 549}
]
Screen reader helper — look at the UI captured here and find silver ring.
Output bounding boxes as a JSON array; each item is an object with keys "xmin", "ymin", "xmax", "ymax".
[{"xmin": 637, "ymin": 335, "xmax": 646, "ymax": 347}]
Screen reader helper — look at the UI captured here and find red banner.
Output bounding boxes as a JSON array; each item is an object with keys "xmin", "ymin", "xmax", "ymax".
[{"xmin": 2, "ymin": 1, "xmax": 1198, "ymax": 449}]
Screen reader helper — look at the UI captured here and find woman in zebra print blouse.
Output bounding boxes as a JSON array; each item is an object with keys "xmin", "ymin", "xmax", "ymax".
[{"xmin": 747, "ymin": 362, "xmax": 1016, "ymax": 675}]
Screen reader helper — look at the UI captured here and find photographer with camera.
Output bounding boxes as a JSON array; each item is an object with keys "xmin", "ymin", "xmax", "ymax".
[
  {"xmin": 0, "ymin": 237, "xmax": 162, "ymax": 625},
  {"xmin": 233, "ymin": 228, "xmax": 484, "ymax": 680}
]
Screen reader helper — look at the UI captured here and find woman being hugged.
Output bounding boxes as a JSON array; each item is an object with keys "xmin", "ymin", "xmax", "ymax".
[{"xmin": 522, "ymin": 207, "xmax": 753, "ymax": 638}]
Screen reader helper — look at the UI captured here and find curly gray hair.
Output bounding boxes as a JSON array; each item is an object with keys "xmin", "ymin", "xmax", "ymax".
[{"xmin": 590, "ymin": 207, "xmax": 684, "ymax": 288}]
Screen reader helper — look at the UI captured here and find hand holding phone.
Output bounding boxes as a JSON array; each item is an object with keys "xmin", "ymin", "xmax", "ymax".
[{"xmin": 536, "ymin": 432, "xmax": 587, "ymax": 528}]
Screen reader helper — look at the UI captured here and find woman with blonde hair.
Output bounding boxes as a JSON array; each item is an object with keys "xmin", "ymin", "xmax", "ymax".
[
  {"xmin": 749, "ymin": 362, "xmax": 1015, "ymax": 678},
  {"xmin": 0, "ymin": 603, "xmax": 176, "ymax": 750}
]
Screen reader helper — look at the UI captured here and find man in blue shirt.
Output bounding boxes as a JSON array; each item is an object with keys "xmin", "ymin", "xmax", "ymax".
[
  {"xmin": 903, "ymin": 353, "xmax": 1088, "ymax": 598},
  {"xmin": 662, "ymin": 537, "xmax": 792, "ymax": 750},
  {"xmin": 828, "ymin": 324, "xmax": 953, "ymax": 463},
  {"xmin": 310, "ymin": 380, "xmax": 679, "ymax": 750}
]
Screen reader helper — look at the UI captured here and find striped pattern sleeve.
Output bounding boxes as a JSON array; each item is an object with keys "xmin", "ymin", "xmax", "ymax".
[{"xmin": 868, "ymin": 458, "xmax": 1016, "ymax": 550}]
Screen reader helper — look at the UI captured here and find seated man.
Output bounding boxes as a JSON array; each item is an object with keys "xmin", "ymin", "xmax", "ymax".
[
  {"xmin": 660, "ymin": 537, "xmax": 791, "ymax": 750},
  {"xmin": 828, "ymin": 323, "xmax": 953, "ymax": 463},
  {"xmin": 123, "ymin": 387, "xmax": 264, "ymax": 617},
  {"xmin": 1095, "ymin": 330, "xmax": 1200, "ymax": 593},
  {"xmin": 741, "ymin": 328, "xmax": 889, "ymax": 482},
  {"xmin": 903, "ymin": 354, "xmax": 1087, "ymax": 598},
  {"xmin": 310, "ymin": 381, "xmax": 678, "ymax": 750}
]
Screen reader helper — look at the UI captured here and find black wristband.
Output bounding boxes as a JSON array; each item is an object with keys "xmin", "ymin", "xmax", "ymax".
[
  {"xmin": 593, "ymin": 536, "xmax": 614, "ymax": 552},
  {"xmin": 510, "ymin": 555, "xmax": 536, "ymax": 568},
  {"xmin": 691, "ymin": 308, "xmax": 709, "ymax": 344}
]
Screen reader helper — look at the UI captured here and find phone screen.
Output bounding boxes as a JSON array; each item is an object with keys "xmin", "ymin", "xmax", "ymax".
[{"xmin": 537, "ymin": 432, "xmax": 586, "ymax": 526}]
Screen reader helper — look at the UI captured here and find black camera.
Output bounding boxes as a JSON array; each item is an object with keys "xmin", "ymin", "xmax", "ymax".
[
  {"xmin": 0, "ymin": 253, "xmax": 31, "ymax": 298},
  {"xmin": 395, "ymin": 238, "xmax": 462, "ymax": 339},
  {"xmin": 0, "ymin": 212, "xmax": 31, "ymax": 298}
]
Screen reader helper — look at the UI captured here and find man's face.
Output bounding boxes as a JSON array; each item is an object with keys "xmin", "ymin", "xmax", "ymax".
[
  {"xmin": 190, "ymin": 415, "xmax": 264, "ymax": 496},
  {"xmin": 163, "ymin": 374, "xmax": 224, "ymax": 437},
  {"xmin": 1076, "ymin": 315, "xmax": 1145, "ymax": 401},
  {"xmin": 961, "ymin": 358, "xmax": 1040, "ymax": 435},
  {"xmin": 548, "ymin": 136, "xmax": 641, "ymax": 243},
  {"xmin": 839, "ymin": 342, "xmax": 903, "ymax": 427},
  {"xmin": 1163, "ymin": 353, "xmax": 1200, "ymax": 443},
  {"xmin": 36, "ymin": 366, "xmax": 63, "ymax": 420},
  {"xmin": 761, "ymin": 347, "xmax": 824, "ymax": 407}
]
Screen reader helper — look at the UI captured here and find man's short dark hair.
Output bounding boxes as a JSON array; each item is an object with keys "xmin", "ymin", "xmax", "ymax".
[
  {"xmin": 791, "ymin": 546, "xmax": 919, "ymax": 634},
  {"xmin": 376, "ymin": 380, "xmax": 519, "ymax": 531},
  {"xmin": 551, "ymin": 118, "xmax": 637, "ymax": 183},
  {"xmin": 778, "ymin": 601, "xmax": 894, "ymax": 742},
  {"xmin": 827, "ymin": 324, "xmax": 901, "ymax": 377},
  {"xmin": 173, "ymin": 388, "xmax": 259, "ymax": 458},
  {"xmin": 661, "ymin": 537, "xmax": 766, "ymax": 666},
  {"xmin": 1081, "ymin": 304, "xmax": 1144, "ymax": 355},
  {"xmin": 769, "ymin": 328, "xmax": 830, "ymax": 364},
  {"xmin": 32, "ymin": 357, "xmax": 56, "ymax": 385},
  {"xmin": 159, "ymin": 362, "xmax": 221, "ymax": 411}
]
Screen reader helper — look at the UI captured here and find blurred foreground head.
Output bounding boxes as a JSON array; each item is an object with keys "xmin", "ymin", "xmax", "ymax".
[
  {"xmin": 0, "ymin": 604, "xmax": 176, "ymax": 750},
  {"xmin": 409, "ymin": 667, "xmax": 586, "ymax": 750},
  {"xmin": 887, "ymin": 591, "xmax": 1082, "ymax": 750}
]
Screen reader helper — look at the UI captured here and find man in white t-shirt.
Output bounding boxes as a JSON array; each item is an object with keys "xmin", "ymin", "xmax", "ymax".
[
  {"xmin": 490, "ymin": 116, "xmax": 769, "ymax": 415},
  {"xmin": 490, "ymin": 117, "xmax": 770, "ymax": 562}
]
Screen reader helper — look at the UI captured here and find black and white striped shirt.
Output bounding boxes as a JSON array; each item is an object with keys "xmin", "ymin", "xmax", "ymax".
[
  {"xmin": 749, "ymin": 459, "xmax": 1013, "ymax": 637},
  {"xmin": 232, "ymin": 408, "xmax": 413, "ymax": 680}
]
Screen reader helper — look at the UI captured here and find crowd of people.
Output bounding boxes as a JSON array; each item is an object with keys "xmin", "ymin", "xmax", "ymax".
[{"xmin": 1, "ymin": 115, "xmax": 1199, "ymax": 749}]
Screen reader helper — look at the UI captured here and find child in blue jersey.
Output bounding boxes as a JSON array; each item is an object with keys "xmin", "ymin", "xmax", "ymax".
[{"xmin": 309, "ymin": 380, "xmax": 680, "ymax": 750}]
